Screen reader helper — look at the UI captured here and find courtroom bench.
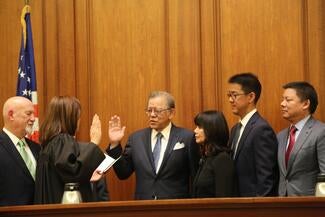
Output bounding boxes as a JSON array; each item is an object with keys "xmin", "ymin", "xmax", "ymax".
[{"xmin": 0, "ymin": 197, "xmax": 325, "ymax": 217}]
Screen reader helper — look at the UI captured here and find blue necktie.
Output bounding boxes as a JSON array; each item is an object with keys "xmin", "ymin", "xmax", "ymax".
[{"xmin": 153, "ymin": 133, "xmax": 162, "ymax": 171}]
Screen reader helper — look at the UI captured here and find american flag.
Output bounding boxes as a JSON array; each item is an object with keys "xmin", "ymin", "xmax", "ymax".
[{"xmin": 17, "ymin": 5, "xmax": 39, "ymax": 142}]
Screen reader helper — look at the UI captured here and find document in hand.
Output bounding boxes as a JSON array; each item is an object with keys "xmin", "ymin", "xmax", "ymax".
[{"xmin": 96, "ymin": 154, "xmax": 121, "ymax": 174}]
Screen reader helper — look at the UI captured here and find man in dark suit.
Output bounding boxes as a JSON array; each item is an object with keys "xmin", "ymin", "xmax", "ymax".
[
  {"xmin": 228, "ymin": 73, "xmax": 278, "ymax": 197},
  {"xmin": 106, "ymin": 91, "xmax": 199, "ymax": 200},
  {"xmin": 0, "ymin": 96, "xmax": 40, "ymax": 206},
  {"xmin": 278, "ymin": 81, "xmax": 325, "ymax": 196}
]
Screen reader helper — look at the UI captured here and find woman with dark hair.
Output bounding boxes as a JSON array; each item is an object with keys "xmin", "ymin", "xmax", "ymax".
[
  {"xmin": 192, "ymin": 110, "xmax": 237, "ymax": 198},
  {"xmin": 34, "ymin": 96, "xmax": 105, "ymax": 204}
]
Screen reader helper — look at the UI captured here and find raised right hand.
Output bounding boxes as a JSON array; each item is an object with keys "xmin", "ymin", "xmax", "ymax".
[
  {"xmin": 90, "ymin": 114, "xmax": 102, "ymax": 145},
  {"xmin": 108, "ymin": 115, "xmax": 126, "ymax": 145}
]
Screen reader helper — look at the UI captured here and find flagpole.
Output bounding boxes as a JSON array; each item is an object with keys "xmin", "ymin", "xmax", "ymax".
[{"xmin": 17, "ymin": 0, "xmax": 40, "ymax": 142}]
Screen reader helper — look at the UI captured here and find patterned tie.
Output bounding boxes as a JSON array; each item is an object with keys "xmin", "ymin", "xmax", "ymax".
[
  {"xmin": 18, "ymin": 140, "xmax": 36, "ymax": 179},
  {"xmin": 231, "ymin": 122, "xmax": 242, "ymax": 159},
  {"xmin": 152, "ymin": 133, "xmax": 163, "ymax": 171},
  {"xmin": 285, "ymin": 125, "xmax": 297, "ymax": 167}
]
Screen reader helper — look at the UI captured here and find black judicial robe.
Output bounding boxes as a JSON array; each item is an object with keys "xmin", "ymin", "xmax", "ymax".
[{"xmin": 34, "ymin": 133, "xmax": 105, "ymax": 204}]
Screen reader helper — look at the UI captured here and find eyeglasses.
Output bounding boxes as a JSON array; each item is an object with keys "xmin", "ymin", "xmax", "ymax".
[
  {"xmin": 227, "ymin": 92, "xmax": 247, "ymax": 100},
  {"xmin": 145, "ymin": 108, "xmax": 171, "ymax": 116}
]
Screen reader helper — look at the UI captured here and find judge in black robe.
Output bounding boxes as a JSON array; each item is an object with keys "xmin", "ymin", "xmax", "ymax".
[
  {"xmin": 34, "ymin": 134, "xmax": 105, "ymax": 203},
  {"xmin": 33, "ymin": 96, "xmax": 105, "ymax": 204}
]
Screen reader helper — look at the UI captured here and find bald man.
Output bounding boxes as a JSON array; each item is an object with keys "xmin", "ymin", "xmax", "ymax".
[{"xmin": 0, "ymin": 96, "xmax": 40, "ymax": 206}]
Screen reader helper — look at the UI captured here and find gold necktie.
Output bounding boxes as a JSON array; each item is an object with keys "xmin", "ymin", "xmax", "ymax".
[{"xmin": 18, "ymin": 140, "xmax": 36, "ymax": 180}]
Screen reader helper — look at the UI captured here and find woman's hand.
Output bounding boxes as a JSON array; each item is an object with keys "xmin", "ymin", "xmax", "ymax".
[
  {"xmin": 90, "ymin": 170, "xmax": 103, "ymax": 182},
  {"xmin": 90, "ymin": 114, "xmax": 102, "ymax": 145}
]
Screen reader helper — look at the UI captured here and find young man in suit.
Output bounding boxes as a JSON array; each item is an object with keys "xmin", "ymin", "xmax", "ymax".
[
  {"xmin": 228, "ymin": 73, "xmax": 279, "ymax": 197},
  {"xmin": 0, "ymin": 96, "xmax": 40, "ymax": 206},
  {"xmin": 278, "ymin": 81, "xmax": 325, "ymax": 196},
  {"xmin": 106, "ymin": 91, "xmax": 200, "ymax": 200}
]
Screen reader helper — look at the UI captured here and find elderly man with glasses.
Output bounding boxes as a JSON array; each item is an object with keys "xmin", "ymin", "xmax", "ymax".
[{"xmin": 106, "ymin": 91, "xmax": 200, "ymax": 200}]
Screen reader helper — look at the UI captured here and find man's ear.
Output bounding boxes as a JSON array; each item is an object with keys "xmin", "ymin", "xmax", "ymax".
[
  {"xmin": 248, "ymin": 92, "xmax": 256, "ymax": 104},
  {"xmin": 168, "ymin": 108, "xmax": 175, "ymax": 120},
  {"xmin": 302, "ymin": 99, "xmax": 310, "ymax": 112},
  {"xmin": 8, "ymin": 110, "xmax": 15, "ymax": 120}
]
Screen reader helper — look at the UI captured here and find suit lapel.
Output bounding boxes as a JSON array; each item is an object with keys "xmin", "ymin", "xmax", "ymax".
[
  {"xmin": 143, "ymin": 128, "xmax": 156, "ymax": 174},
  {"xmin": 286, "ymin": 117, "xmax": 314, "ymax": 172},
  {"xmin": 157, "ymin": 125, "xmax": 179, "ymax": 176},
  {"xmin": 229, "ymin": 125, "xmax": 236, "ymax": 147},
  {"xmin": 229, "ymin": 123, "xmax": 240, "ymax": 151},
  {"xmin": 234, "ymin": 113, "xmax": 259, "ymax": 160},
  {"xmin": 278, "ymin": 128, "xmax": 289, "ymax": 174},
  {"xmin": 25, "ymin": 138, "xmax": 40, "ymax": 159},
  {"xmin": 0, "ymin": 131, "xmax": 34, "ymax": 179}
]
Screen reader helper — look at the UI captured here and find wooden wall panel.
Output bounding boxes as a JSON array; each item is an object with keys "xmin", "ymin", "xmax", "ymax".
[
  {"xmin": 89, "ymin": 0, "xmax": 167, "ymax": 200},
  {"xmin": 56, "ymin": 0, "xmax": 76, "ymax": 96},
  {"xmin": 42, "ymin": 0, "xmax": 77, "ymax": 106},
  {"xmin": 306, "ymin": 0, "xmax": 325, "ymax": 122},
  {"xmin": 219, "ymin": 0, "xmax": 306, "ymax": 132},
  {"xmin": 0, "ymin": 1, "xmax": 24, "ymax": 124},
  {"xmin": 75, "ymin": 0, "xmax": 91, "ymax": 142},
  {"xmin": 42, "ymin": 0, "xmax": 59, "ymax": 106},
  {"xmin": 0, "ymin": 0, "xmax": 324, "ymax": 201},
  {"xmin": 200, "ymin": 0, "xmax": 219, "ymax": 110},
  {"xmin": 167, "ymin": 0, "xmax": 202, "ymax": 129}
]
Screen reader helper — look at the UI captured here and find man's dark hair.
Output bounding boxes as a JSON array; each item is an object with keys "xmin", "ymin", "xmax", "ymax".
[
  {"xmin": 283, "ymin": 81, "xmax": 318, "ymax": 114},
  {"xmin": 228, "ymin": 72, "xmax": 261, "ymax": 104}
]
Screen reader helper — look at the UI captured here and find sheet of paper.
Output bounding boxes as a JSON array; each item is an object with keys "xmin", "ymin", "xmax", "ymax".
[{"xmin": 96, "ymin": 154, "xmax": 121, "ymax": 173}]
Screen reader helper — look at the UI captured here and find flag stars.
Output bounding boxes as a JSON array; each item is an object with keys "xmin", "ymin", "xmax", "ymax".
[
  {"xmin": 18, "ymin": 67, "xmax": 21, "ymax": 74},
  {"xmin": 20, "ymin": 71, "xmax": 26, "ymax": 78},
  {"xmin": 22, "ymin": 89, "xmax": 28, "ymax": 96},
  {"xmin": 27, "ymin": 77, "xmax": 31, "ymax": 83},
  {"xmin": 21, "ymin": 89, "xmax": 32, "ymax": 96}
]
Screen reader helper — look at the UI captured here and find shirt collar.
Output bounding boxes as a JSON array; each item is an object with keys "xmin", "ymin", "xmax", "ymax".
[
  {"xmin": 2, "ymin": 128, "xmax": 26, "ymax": 146},
  {"xmin": 239, "ymin": 108, "xmax": 257, "ymax": 128},
  {"xmin": 152, "ymin": 122, "xmax": 172, "ymax": 140},
  {"xmin": 293, "ymin": 115, "xmax": 311, "ymax": 132}
]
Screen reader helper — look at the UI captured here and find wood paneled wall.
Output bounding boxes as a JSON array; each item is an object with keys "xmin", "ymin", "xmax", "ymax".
[{"xmin": 0, "ymin": 0, "xmax": 324, "ymax": 201}]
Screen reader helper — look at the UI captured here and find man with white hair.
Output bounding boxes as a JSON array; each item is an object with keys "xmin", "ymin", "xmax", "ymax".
[{"xmin": 0, "ymin": 96, "xmax": 40, "ymax": 206}]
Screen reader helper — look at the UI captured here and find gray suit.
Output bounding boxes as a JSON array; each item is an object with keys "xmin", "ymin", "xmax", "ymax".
[{"xmin": 277, "ymin": 117, "xmax": 325, "ymax": 196}]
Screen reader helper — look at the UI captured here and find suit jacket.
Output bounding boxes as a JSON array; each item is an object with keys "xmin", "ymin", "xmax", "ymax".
[
  {"xmin": 229, "ymin": 112, "xmax": 279, "ymax": 197},
  {"xmin": 192, "ymin": 151, "xmax": 237, "ymax": 198},
  {"xmin": 0, "ymin": 130, "xmax": 40, "ymax": 206},
  {"xmin": 278, "ymin": 117, "xmax": 325, "ymax": 196},
  {"xmin": 107, "ymin": 124, "xmax": 200, "ymax": 200}
]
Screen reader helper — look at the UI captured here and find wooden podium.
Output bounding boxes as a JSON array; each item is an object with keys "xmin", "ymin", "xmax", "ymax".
[{"xmin": 1, "ymin": 197, "xmax": 324, "ymax": 217}]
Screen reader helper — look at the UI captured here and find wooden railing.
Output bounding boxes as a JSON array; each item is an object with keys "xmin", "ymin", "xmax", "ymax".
[{"xmin": 1, "ymin": 197, "xmax": 325, "ymax": 217}]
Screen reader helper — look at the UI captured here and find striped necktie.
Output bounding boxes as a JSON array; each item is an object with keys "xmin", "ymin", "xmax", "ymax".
[
  {"xmin": 18, "ymin": 140, "xmax": 36, "ymax": 180},
  {"xmin": 152, "ymin": 133, "xmax": 163, "ymax": 171},
  {"xmin": 285, "ymin": 125, "xmax": 297, "ymax": 167}
]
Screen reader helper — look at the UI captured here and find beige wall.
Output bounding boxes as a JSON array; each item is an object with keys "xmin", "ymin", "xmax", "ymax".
[{"xmin": 0, "ymin": 0, "xmax": 324, "ymax": 200}]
